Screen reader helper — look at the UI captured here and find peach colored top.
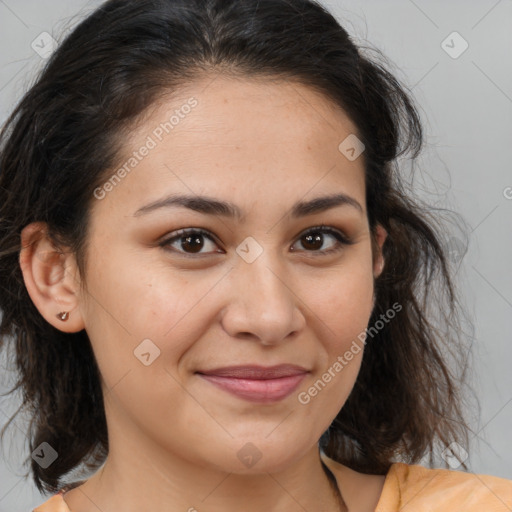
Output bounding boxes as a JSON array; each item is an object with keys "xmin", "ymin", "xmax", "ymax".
[{"xmin": 33, "ymin": 462, "xmax": 512, "ymax": 512}]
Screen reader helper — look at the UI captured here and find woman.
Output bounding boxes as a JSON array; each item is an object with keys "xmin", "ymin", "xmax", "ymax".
[{"xmin": 0, "ymin": 0, "xmax": 510, "ymax": 511}]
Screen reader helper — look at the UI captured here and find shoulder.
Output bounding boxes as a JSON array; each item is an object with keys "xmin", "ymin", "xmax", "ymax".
[
  {"xmin": 33, "ymin": 493, "xmax": 71, "ymax": 512},
  {"xmin": 377, "ymin": 462, "xmax": 512, "ymax": 512},
  {"xmin": 321, "ymin": 452, "xmax": 387, "ymax": 511}
]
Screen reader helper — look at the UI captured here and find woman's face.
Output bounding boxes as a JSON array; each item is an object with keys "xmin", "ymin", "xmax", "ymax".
[{"xmin": 69, "ymin": 75, "xmax": 385, "ymax": 473}]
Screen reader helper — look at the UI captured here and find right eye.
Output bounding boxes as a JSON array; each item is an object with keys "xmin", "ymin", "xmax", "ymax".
[{"xmin": 159, "ymin": 228, "xmax": 224, "ymax": 257}]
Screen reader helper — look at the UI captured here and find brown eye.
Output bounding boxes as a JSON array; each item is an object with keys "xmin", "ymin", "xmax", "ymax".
[
  {"xmin": 161, "ymin": 229, "xmax": 222, "ymax": 256},
  {"xmin": 179, "ymin": 234, "xmax": 206, "ymax": 253},
  {"xmin": 291, "ymin": 226, "xmax": 352, "ymax": 255},
  {"xmin": 160, "ymin": 225, "xmax": 352, "ymax": 259},
  {"xmin": 301, "ymin": 232, "xmax": 325, "ymax": 251}
]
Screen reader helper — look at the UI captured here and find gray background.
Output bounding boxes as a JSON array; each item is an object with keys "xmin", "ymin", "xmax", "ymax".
[{"xmin": 0, "ymin": 0, "xmax": 511, "ymax": 510}]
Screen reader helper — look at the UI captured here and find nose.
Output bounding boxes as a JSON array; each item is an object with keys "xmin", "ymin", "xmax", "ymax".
[{"xmin": 220, "ymin": 253, "xmax": 306, "ymax": 346}]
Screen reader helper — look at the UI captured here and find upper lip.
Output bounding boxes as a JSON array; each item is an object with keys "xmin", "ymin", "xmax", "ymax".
[{"xmin": 196, "ymin": 364, "xmax": 309, "ymax": 379}]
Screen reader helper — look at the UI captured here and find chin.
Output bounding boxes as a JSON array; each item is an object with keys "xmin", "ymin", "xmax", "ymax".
[{"xmin": 200, "ymin": 436, "xmax": 315, "ymax": 475}]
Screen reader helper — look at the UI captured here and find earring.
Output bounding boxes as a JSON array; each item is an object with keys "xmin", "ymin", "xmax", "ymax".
[{"xmin": 56, "ymin": 311, "xmax": 69, "ymax": 321}]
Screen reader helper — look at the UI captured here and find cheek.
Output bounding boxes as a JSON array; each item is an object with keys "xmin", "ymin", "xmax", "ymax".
[
  {"xmin": 296, "ymin": 271, "xmax": 373, "ymax": 431},
  {"xmin": 299, "ymin": 254, "xmax": 374, "ymax": 396},
  {"xmin": 306, "ymin": 255, "xmax": 375, "ymax": 341},
  {"xmin": 81, "ymin": 244, "xmax": 222, "ymax": 389}
]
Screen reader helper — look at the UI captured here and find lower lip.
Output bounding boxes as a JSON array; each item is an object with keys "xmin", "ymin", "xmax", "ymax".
[{"xmin": 198, "ymin": 373, "xmax": 307, "ymax": 403}]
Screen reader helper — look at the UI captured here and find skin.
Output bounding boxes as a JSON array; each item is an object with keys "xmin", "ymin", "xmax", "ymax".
[{"xmin": 21, "ymin": 74, "xmax": 388, "ymax": 512}]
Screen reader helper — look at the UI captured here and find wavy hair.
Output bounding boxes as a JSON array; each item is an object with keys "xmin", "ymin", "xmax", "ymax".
[{"xmin": 0, "ymin": 0, "xmax": 474, "ymax": 495}]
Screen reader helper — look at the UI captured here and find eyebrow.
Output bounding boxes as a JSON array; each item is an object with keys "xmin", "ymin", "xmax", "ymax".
[{"xmin": 133, "ymin": 192, "xmax": 364, "ymax": 220}]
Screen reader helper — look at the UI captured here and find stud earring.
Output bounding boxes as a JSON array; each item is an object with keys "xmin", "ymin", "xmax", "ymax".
[{"xmin": 56, "ymin": 311, "xmax": 69, "ymax": 321}]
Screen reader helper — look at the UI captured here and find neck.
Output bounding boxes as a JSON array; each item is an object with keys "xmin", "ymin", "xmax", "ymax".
[{"xmin": 64, "ymin": 435, "xmax": 342, "ymax": 512}]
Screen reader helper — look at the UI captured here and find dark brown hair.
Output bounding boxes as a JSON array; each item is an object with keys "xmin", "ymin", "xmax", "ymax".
[{"xmin": 0, "ymin": 0, "xmax": 474, "ymax": 495}]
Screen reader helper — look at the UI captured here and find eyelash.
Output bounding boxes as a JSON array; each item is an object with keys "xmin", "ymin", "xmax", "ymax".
[{"xmin": 159, "ymin": 225, "xmax": 353, "ymax": 258}]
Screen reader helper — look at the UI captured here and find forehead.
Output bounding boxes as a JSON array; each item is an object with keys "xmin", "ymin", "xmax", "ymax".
[
  {"xmin": 140, "ymin": 73, "xmax": 360, "ymax": 148},
  {"xmin": 94, "ymin": 74, "xmax": 366, "ymax": 220}
]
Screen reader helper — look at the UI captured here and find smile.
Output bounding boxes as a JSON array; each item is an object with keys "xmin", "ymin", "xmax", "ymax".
[{"xmin": 196, "ymin": 365, "xmax": 309, "ymax": 403}]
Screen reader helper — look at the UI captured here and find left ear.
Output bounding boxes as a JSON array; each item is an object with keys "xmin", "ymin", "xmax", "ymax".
[{"xmin": 372, "ymin": 223, "xmax": 387, "ymax": 279}]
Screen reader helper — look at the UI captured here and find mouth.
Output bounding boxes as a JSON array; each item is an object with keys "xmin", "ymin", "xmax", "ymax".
[{"xmin": 196, "ymin": 364, "xmax": 309, "ymax": 403}]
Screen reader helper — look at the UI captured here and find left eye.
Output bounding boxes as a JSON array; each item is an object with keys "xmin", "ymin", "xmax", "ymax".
[
  {"xmin": 160, "ymin": 226, "xmax": 351, "ymax": 257},
  {"xmin": 291, "ymin": 226, "xmax": 350, "ymax": 254}
]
